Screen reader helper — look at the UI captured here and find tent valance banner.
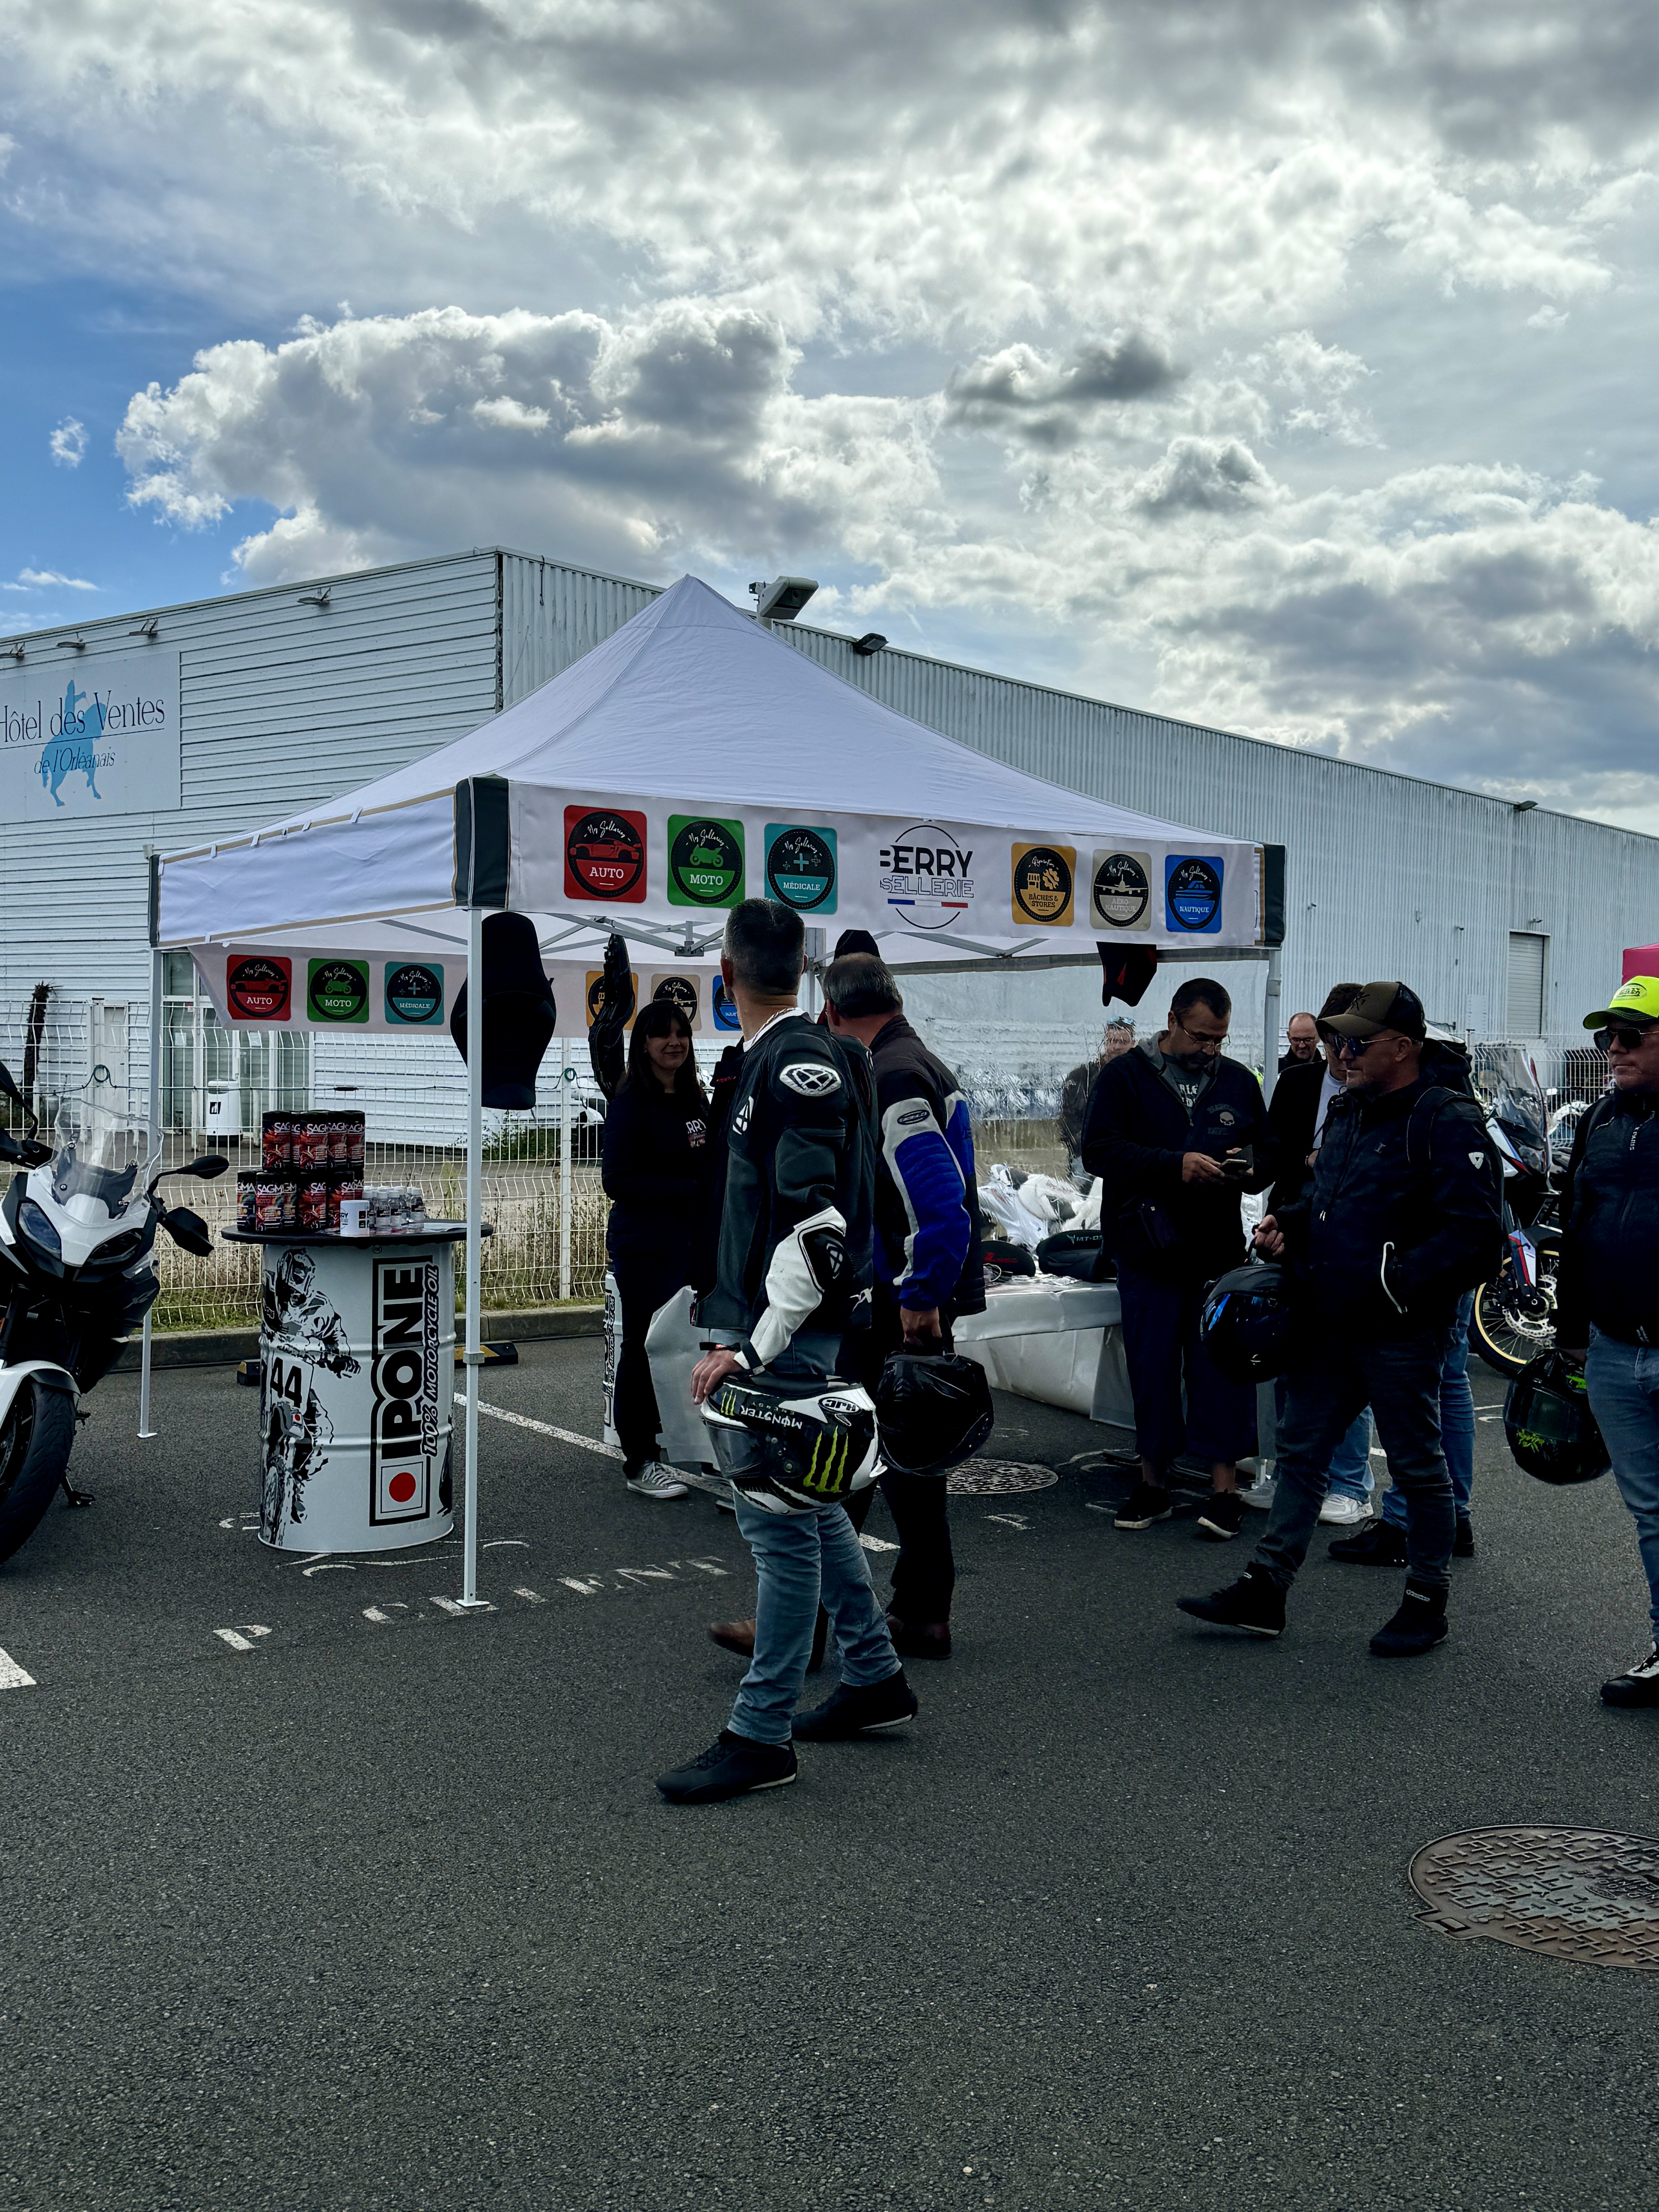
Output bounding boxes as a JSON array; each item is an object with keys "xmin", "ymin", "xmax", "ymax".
[{"xmin": 154, "ymin": 575, "xmax": 1267, "ymax": 962}]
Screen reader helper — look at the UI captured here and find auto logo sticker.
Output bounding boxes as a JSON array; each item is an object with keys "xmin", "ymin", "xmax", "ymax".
[
  {"xmin": 712, "ymin": 978, "xmax": 741, "ymax": 1031},
  {"xmin": 1090, "ymin": 850, "xmax": 1152, "ymax": 931},
  {"xmin": 1011, "ymin": 843, "xmax": 1076, "ymax": 927},
  {"xmin": 1164, "ymin": 855, "xmax": 1224, "ymax": 934},
  {"xmin": 652, "ymin": 973, "xmax": 700, "ymax": 1025},
  {"xmin": 585, "ymin": 969, "xmax": 639, "ymax": 1027},
  {"xmin": 564, "ymin": 806, "xmax": 647, "ymax": 903},
  {"xmin": 878, "ymin": 823, "xmax": 974, "ymax": 932},
  {"xmin": 384, "ymin": 962, "xmax": 444, "ymax": 1025},
  {"xmin": 226, "ymin": 955, "xmax": 291, "ymax": 1021},
  {"xmin": 307, "ymin": 958, "xmax": 370, "ymax": 1023},
  {"xmin": 765, "ymin": 824, "xmax": 838, "ymax": 913},
  {"xmin": 668, "ymin": 814, "xmax": 745, "ymax": 908}
]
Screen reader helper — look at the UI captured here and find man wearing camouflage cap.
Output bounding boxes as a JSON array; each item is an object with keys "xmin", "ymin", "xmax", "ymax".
[{"xmin": 1555, "ymin": 976, "xmax": 1659, "ymax": 1706}]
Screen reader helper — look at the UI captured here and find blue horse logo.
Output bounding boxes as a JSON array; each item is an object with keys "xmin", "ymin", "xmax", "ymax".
[{"xmin": 38, "ymin": 681, "xmax": 108, "ymax": 805}]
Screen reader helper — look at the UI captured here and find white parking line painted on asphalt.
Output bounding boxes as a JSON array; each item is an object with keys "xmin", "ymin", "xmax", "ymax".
[
  {"xmin": 0, "ymin": 1647, "xmax": 36, "ymax": 1690},
  {"xmin": 213, "ymin": 1625, "xmax": 272, "ymax": 1651},
  {"xmin": 477, "ymin": 1400, "xmax": 623, "ymax": 1460},
  {"xmin": 514, "ymin": 1587, "xmax": 546, "ymax": 1604},
  {"xmin": 986, "ymin": 1512, "xmax": 1032, "ymax": 1531},
  {"xmin": 560, "ymin": 1576, "xmax": 605, "ymax": 1598},
  {"xmin": 431, "ymin": 1595, "xmax": 495, "ymax": 1616}
]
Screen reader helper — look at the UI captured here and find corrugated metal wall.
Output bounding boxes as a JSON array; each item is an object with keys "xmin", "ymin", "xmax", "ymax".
[{"xmin": 500, "ymin": 554, "xmax": 656, "ymax": 704}]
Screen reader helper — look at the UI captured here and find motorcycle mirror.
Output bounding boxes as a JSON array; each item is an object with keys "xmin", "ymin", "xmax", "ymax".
[
  {"xmin": 162, "ymin": 1207, "xmax": 215, "ymax": 1257},
  {"xmin": 182, "ymin": 1155, "xmax": 230, "ymax": 1180}
]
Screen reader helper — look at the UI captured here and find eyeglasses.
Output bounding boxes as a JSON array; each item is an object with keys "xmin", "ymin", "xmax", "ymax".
[
  {"xmin": 1333, "ymin": 1031, "xmax": 1403, "ymax": 1060},
  {"xmin": 1596, "ymin": 1024, "xmax": 1658, "ymax": 1052},
  {"xmin": 1171, "ymin": 1026, "xmax": 1227, "ymax": 1054}
]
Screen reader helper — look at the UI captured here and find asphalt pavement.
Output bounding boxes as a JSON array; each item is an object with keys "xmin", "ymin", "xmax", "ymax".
[{"xmin": 3, "ymin": 1339, "xmax": 1657, "ymax": 2212}]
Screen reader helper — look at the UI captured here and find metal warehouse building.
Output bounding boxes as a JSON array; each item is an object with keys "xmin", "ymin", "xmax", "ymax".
[{"xmin": 4, "ymin": 543, "xmax": 1656, "ymax": 1120}]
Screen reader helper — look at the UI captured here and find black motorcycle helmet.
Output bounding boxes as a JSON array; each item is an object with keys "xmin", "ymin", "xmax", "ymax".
[
  {"xmin": 875, "ymin": 1352, "xmax": 995, "ymax": 1477},
  {"xmin": 1199, "ymin": 1263, "xmax": 1297, "ymax": 1384},
  {"xmin": 1504, "ymin": 1352, "xmax": 1611, "ymax": 1486}
]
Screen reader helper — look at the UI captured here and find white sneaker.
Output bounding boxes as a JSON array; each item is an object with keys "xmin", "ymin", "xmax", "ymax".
[
  {"xmin": 626, "ymin": 1462, "xmax": 690, "ymax": 1501},
  {"xmin": 1319, "ymin": 1492, "xmax": 1372, "ymax": 1527},
  {"xmin": 1237, "ymin": 1477, "xmax": 1277, "ymax": 1511}
]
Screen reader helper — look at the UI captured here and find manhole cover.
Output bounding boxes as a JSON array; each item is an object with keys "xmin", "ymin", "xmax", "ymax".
[
  {"xmin": 1410, "ymin": 1826, "xmax": 1659, "ymax": 1971},
  {"xmin": 947, "ymin": 1460, "xmax": 1059, "ymax": 1495}
]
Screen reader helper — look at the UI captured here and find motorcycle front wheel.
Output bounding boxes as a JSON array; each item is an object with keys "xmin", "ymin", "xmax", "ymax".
[
  {"xmin": 0, "ymin": 1377, "xmax": 77, "ymax": 1565},
  {"xmin": 1468, "ymin": 1233, "xmax": 1561, "ymax": 1379}
]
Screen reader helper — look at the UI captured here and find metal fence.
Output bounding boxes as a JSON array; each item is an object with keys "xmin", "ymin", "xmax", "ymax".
[{"xmin": 2, "ymin": 988, "xmax": 1611, "ymax": 1335}]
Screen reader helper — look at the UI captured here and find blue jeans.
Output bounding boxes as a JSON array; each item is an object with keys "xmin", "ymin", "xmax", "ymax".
[
  {"xmin": 1273, "ymin": 1381, "xmax": 1372, "ymax": 1501},
  {"xmin": 1585, "ymin": 1328, "xmax": 1659, "ymax": 1640},
  {"xmin": 1383, "ymin": 1291, "xmax": 1475, "ymax": 1529},
  {"xmin": 1255, "ymin": 1324, "xmax": 1459, "ymax": 1594},
  {"xmin": 728, "ymin": 1495, "xmax": 901, "ymax": 1744}
]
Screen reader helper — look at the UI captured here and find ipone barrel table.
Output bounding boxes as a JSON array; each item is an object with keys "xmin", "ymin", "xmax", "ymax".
[{"xmin": 223, "ymin": 1224, "xmax": 464, "ymax": 1552}]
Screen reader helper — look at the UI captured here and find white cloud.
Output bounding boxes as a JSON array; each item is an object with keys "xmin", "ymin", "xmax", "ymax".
[
  {"xmin": 48, "ymin": 416, "xmax": 87, "ymax": 467},
  {"xmin": 16, "ymin": 568, "xmax": 96, "ymax": 590}
]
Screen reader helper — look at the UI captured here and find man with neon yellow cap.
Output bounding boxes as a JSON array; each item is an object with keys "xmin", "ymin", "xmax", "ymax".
[{"xmin": 1556, "ymin": 975, "xmax": 1659, "ymax": 1705}]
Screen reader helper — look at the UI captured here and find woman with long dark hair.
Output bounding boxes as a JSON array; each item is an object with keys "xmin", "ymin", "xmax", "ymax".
[{"xmin": 601, "ymin": 999, "xmax": 712, "ymax": 1499}]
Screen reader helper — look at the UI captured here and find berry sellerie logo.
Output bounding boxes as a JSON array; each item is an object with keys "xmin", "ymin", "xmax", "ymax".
[
  {"xmin": 370, "ymin": 1257, "xmax": 441, "ymax": 1523},
  {"xmin": 878, "ymin": 824, "xmax": 974, "ymax": 932},
  {"xmin": 564, "ymin": 806, "xmax": 647, "ymax": 902},
  {"xmin": 226, "ymin": 956, "xmax": 292, "ymax": 1021}
]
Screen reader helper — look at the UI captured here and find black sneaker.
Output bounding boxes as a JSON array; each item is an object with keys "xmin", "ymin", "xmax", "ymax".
[
  {"xmin": 1197, "ymin": 1491, "xmax": 1248, "ymax": 1541},
  {"xmin": 792, "ymin": 1671, "xmax": 918, "ymax": 1740},
  {"xmin": 1115, "ymin": 1480, "xmax": 1172, "ymax": 1530},
  {"xmin": 1329, "ymin": 1518, "xmax": 1409, "ymax": 1567},
  {"xmin": 1454, "ymin": 1515, "xmax": 1475, "ymax": 1559},
  {"xmin": 1369, "ymin": 1580, "xmax": 1448, "ymax": 1658},
  {"xmin": 1602, "ymin": 1647, "xmax": 1659, "ymax": 1707},
  {"xmin": 1175, "ymin": 1563, "xmax": 1286, "ymax": 1638},
  {"xmin": 656, "ymin": 1730, "xmax": 797, "ymax": 1803}
]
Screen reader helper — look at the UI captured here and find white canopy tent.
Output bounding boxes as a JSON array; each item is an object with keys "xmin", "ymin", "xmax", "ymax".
[{"xmin": 149, "ymin": 574, "xmax": 1284, "ymax": 1598}]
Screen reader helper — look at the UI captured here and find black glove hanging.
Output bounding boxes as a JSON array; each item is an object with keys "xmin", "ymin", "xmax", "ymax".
[
  {"xmin": 1097, "ymin": 943, "xmax": 1159, "ymax": 1009},
  {"xmin": 450, "ymin": 912, "xmax": 557, "ymax": 1109},
  {"xmin": 586, "ymin": 933, "xmax": 635, "ymax": 1102}
]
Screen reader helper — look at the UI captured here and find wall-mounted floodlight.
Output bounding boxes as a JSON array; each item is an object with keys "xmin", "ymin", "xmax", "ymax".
[
  {"xmin": 298, "ymin": 585, "xmax": 332, "ymax": 609},
  {"xmin": 1512, "ymin": 799, "xmax": 1537, "ymax": 814},
  {"xmin": 852, "ymin": 632, "xmax": 887, "ymax": 657},
  {"xmin": 2, "ymin": 643, "xmax": 22, "ymax": 662},
  {"xmin": 750, "ymin": 576, "xmax": 817, "ymax": 622},
  {"xmin": 129, "ymin": 617, "xmax": 160, "ymax": 641}
]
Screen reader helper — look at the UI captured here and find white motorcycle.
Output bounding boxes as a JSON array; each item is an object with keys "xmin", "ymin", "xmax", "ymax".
[{"xmin": 0, "ymin": 1062, "xmax": 226, "ymax": 1563}]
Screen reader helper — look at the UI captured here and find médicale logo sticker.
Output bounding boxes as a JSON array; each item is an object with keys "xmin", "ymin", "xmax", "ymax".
[
  {"xmin": 384, "ymin": 962, "xmax": 444, "ymax": 1025},
  {"xmin": 1090, "ymin": 850, "xmax": 1152, "ymax": 931},
  {"xmin": 564, "ymin": 806, "xmax": 647, "ymax": 903},
  {"xmin": 1011, "ymin": 843, "xmax": 1076, "ymax": 927},
  {"xmin": 227, "ymin": 956, "xmax": 291, "ymax": 1022},
  {"xmin": 765, "ymin": 824, "xmax": 838, "ymax": 913},
  {"xmin": 879, "ymin": 823, "xmax": 974, "ymax": 932},
  {"xmin": 1164, "ymin": 855, "xmax": 1225, "ymax": 934},
  {"xmin": 668, "ymin": 815, "xmax": 745, "ymax": 907}
]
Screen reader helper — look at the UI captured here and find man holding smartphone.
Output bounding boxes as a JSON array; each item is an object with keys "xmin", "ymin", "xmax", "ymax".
[{"xmin": 1081, "ymin": 977, "xmax": 1274, "ymax": 1540}]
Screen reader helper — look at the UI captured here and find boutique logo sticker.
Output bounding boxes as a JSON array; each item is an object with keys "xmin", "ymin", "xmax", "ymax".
[
  {"xmin": 1164, "ymin": 855, "xmax": 1225, "ymax": 934},
  {"xmin": 564, "ymin": 807, "xmax": 647, "ymax": 902},
  {"xmin": 878, "ymin": 824, "xmax": 974, "ymax": 933},
  {"xmin": 1011, "ymin": 843, "xmax": 1076, "ymax": 927},
  {"xmin": 711, "ymin": 977, "xmax": 741, "ymax": 1031},
  {"xmin": 765, "ymin": 824, "xmax": 838, "ymax": 913},
  {"xmin": 651, "ymin": 974, "xmax": 700, "ymax": 1025},
  {"xmin": 1090, "ymin": 850, "xmax": 1153, "ymax": 931},
  {"xmin": 385, "ymin": 962, "xmax": 444, "ymax": 1025},
  {"xmin": 668, "ymin": 815, "xmax": 745, "ymax": 907},
  {"xmin": 586, "ymin": 969, "xmax": 639, "ymax": 1027},
  {"xmin": 226, "ymin": 956, "xmax": 291, "ymax": 1021},
  {"xmin": 307, "ymin": 958, "xmax": 371, "ymax": 1023}
]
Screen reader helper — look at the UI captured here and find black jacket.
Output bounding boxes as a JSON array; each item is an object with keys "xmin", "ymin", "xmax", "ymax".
[
  {"xmin": 868, "ymin": 1014, "xmax": 985, "ymax": 1319},
  {"xmin": 1554, "ymin": 1088, "xmax": 1659, "ymax": 1348},
  {"xmin": 1058, "ymin": 1058, "xmax": 1099, "ymax": 1159},
  {"xmin": 1277, "ymin": 1076, "xmax": 1503, "ymax": 1337},
  {"xmin": 1266, "ymin": 1057, "xmax": 1333, "ymax": 1215},
  {"xmin": 1080, "ymin": 1038, "xmax": 1273, "ymax": 1280},
  {"xmin": 601, "ymin": 1080, "xmax": 712, "ymax": 1267},
  {"xmin": 701, "ymin": 1012, "xmax": 877, "ymax": 1367}
]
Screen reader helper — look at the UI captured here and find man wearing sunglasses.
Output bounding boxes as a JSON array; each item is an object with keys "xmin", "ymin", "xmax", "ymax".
[
  {"xmin": 1178, "ymin": 981, "xmax": 1502, "ymax": 1656},
  {"xmin": 1554, "ymin": 976, "xmax": 1659, "ymax": 1705}
]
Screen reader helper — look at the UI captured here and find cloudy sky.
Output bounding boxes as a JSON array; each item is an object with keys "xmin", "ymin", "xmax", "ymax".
[{"xmin": 4, "ymin": 2, "xmax": 1659, "ymax": 826}]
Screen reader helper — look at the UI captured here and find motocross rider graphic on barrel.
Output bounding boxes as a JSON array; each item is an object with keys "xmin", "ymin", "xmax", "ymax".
[{"xmin": 259, "ymin": 1249, "xmax": 359, "ymax": 1540}]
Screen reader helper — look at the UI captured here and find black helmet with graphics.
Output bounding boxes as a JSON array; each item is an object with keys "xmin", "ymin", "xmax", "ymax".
[{"xmin": 1504, "ymin": 1352, "xmax": 1610, "ymax": 1486}]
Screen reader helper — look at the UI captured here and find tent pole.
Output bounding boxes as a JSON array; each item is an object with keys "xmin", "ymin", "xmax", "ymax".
[
  {"xmin": 138, "ymin": 948, "xmax": 163, "ymax": 1440},
  {"xmin": 1262, "ymin": 944, "xmax": 1283, "ymax": 1105},
  {"xmin": 459, "ymin": 903, "xmax": 486, "ymax": 1607},
  {"xmin": 558, "ymin": 1044, "xmax": 572, "ymax": 1302}
]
